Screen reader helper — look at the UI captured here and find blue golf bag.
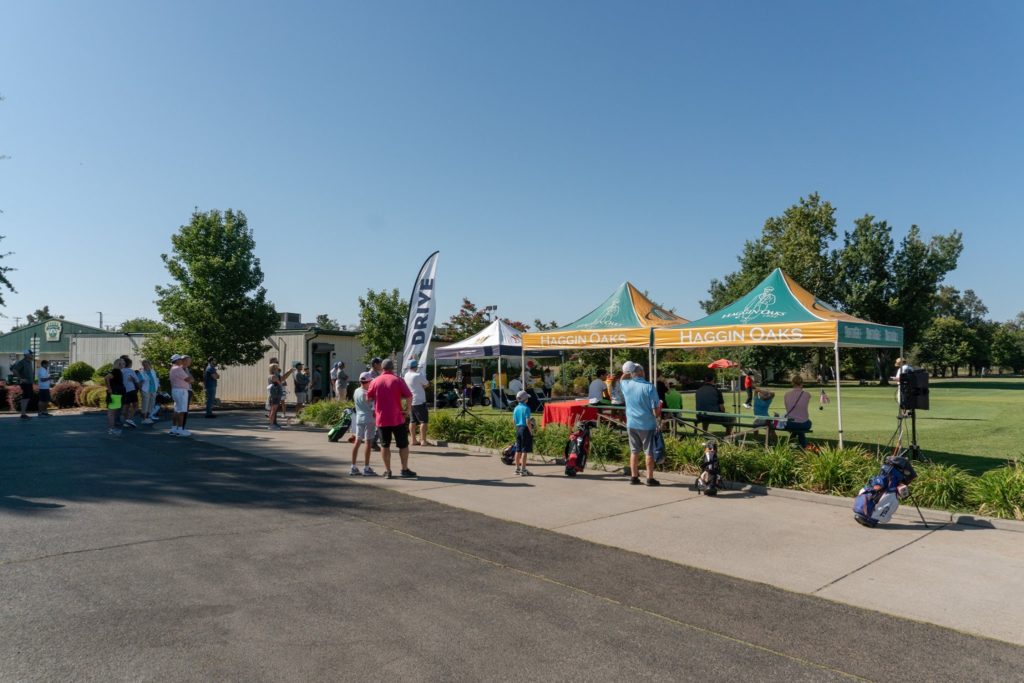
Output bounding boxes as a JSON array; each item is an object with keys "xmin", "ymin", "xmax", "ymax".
[{"xmin": 853, "ymin": 455, "xmax": 917, "ymax": 527}]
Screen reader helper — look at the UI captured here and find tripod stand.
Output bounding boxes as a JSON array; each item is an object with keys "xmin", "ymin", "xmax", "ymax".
[
  {"xmin": 894, "ymin": 408, "xmax": 927, "ymax": 463},
  {"xmin": 455, "ymin": 389, "xmax": 483, "ymax": 422}
]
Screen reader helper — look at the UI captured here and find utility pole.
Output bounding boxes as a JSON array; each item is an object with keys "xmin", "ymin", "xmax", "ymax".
[
  {"xmin": 97, "ymin": 312, "xmax": 103, "ymax": 329},
  {"xmin": 13, "ymin": 317, "xmax": 20, "ymax": 328}
]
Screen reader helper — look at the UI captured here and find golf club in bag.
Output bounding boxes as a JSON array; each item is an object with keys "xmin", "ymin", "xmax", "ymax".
[
  {"xmin": 695, "ymin": 441, "xmax": 723, "ymax": 495},
  {"xmin": 853, "ymin": 454, "xmax": 925, "ymax": 527}
]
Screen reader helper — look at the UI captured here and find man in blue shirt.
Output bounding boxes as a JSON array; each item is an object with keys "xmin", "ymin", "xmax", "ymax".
[
  {"xmin": 619, "ymin": 361, "xmax": 662, "ymax": 486},
  {"xmin": 204, "ymin": 357, "xmax": 220, "ymax": 418}
]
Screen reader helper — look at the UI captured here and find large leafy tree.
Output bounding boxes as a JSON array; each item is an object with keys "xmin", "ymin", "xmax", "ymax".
[
  {"xmin": 890, "ymin": 225, "xmax": 963, "ymax": 350},
  {"xmin": 357, "ymin": 288, "xmax": 407, "ymax": 362},
  {"xmin": 153, "ymin": 209, "xmax": 278, "ymax": 366},
  {"xmin": 442, "ymin": 298, "xmax": 529, "ymax": 340},
  {"xmin": 991, "ymin": 321, "xmax": 1024, "ymax": 374},
  {"xmin": 23, "ymin": 305, "xmax": 63, "ymax": 325},
  {"xmin": 915, "ymin": 317, "xmax": 976, "ymax": 377},
  {"xmin": 315, "ymin": 313, "xmax": 340, "ymax": 330},
  {"xmin": 119, "ymin": 317, "xmax": 169, "ymax": 334}
]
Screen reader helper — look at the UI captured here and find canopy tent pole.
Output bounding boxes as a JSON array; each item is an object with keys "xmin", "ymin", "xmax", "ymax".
[
  {"xmin": 652, "ymin": 347, "xmax": 658, "ymax": 385},
  {"xmin": 497, "ymin": 356, "xmax": 502, "ymax": 409},
  {"xmin": 834, "ymin": 342, "xmax": 844, "ymax": 449},
  {"xmin": 609, "ymin": 348, "xmax": 613, "ymax": 375},
  {"xmin": 521, "ymin": 347, "xmax": 526, "ymax": 397},
  {"xmin": 432, "ymin": 356, "xmax": 438, "ymax": 409}
]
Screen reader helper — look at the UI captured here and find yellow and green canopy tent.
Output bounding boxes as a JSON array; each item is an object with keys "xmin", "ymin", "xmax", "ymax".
[
  {"xmin": 653, "ymin": 268, "xmax": 903, "ymax": 446},
  {"xmin": 523, "ymin": 282, "xmax": 687, "ymax": 351}
]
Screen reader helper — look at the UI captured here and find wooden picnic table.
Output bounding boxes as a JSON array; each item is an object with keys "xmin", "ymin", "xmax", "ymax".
[{"xmin": 590, "ymin": 404, "xmax": 809, "ymax": 447}]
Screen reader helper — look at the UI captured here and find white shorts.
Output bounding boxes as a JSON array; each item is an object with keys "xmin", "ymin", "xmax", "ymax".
[
  {"xmin": 355, "ymin": 422, "xmax": 376, "ymax": 442},
  {"xmin": 293, "ymin": 390, "xmax": 308, "ymax": 403},
  {"xmin": 172, "ymin": 388, "xmax": 189, "ymax": 413}
]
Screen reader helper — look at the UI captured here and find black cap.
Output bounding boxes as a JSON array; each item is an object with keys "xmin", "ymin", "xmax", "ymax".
[{"xmin": 371, "ymin": 357, "xmax": 383, "ymax": 365}]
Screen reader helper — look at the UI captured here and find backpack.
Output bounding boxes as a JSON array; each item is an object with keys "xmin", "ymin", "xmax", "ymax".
[
  {"xmin": 696, "ymin": 442, "xmax": 722, "ymax": 495},
  {"xmin": 501, "ymin": 443, "xmax": 517, "ymax": 465},
  {"xmin": 853, "ymin": 455, "xmax": 917, "ymax": 527}
]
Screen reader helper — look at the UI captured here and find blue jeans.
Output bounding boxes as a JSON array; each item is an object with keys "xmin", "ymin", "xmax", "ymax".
[
  {"xmin": 205, "ymin": 384, "xmax": 217, "ymax": 415},
  {"xmin": 786, "ymin": 420, "xmax": 812, "ymax": 448}
]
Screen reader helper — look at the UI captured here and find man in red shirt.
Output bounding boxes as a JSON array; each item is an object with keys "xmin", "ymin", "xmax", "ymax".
[{"xmin": 366, "ymin": 358, "xmax": 416, "ymax": 479}]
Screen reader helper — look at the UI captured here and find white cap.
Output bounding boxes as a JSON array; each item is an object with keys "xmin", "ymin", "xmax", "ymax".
[
  {"xmin": 516, "ymin": 390, "xmax": 529, "ymax": 402},
  {"xmin": 170, "ymin": 354, "xmax": 182, "ymax": 362},
  {"xmin": 621, "ymin": 361, "xmax": 637, "ymax": 374}
]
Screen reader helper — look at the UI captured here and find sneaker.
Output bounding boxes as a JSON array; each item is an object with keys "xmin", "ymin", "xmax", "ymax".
[
  {"xmin": 515, "ymin": 467, "xmax": 521, "ymax": 476},
  {"xmin": 520, "ymin": 468, "xmax": 532, "ymax": 476},
  {"xmin": 124, "ymin": 419, "xmax": 137, "ymax": 428},
  {"xmin": 108, "ymin": 428, "xmax": 122, "ymax": 435},
  {"xmin": 39, "ymin": 412, "xmax": 52, "ymax": 417},
  {"xmin": 268, "ymin": 424, "xmax": 282, "ymax": 430},
  {"xmin": 178, "ymin": 429, "xmax": 192, "ymax": 437},
  {"xmin": 20, "ymin": 414, "xmax": 30, "ymax": 420},
  {"xmin": 400, "ymin": 469, "xmax": 417, "ymax": 478},
  {"xmin": 411, "ymin": 441, "xmax": 421, "ymax": 447},
  {"xmin": 630, "ymin": 477, "xmax": 641, "ymax": 485},
  {"xmin": 363, "ymin": 466, "xmax": 378, "ymax": 477},
  {"xmin": 383, "ymin": 470, "xmax": 393, "ymax": 479},
  {"xmin": 742, "ymin": 403, "xmax": 752, "ymax": 409},
  {"xmin": 646, "ymin": 478, "xmax": 661, "ymax": 487},
  {"xmin": 142, "ymin": 419, "xmax": 154, "ymax": 425},
  {"xmin": 169, "ymin": 427, "xmax": 181, "ymax": 436},
  {"xmin": 349, "ymin": 466, "xmax": 361, "ymax": 476}
]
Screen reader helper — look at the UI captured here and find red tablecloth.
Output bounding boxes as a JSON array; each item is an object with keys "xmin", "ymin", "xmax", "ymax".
[{"xmin": 542, "ymin": 399, "xmax": 599, "ymax": 427}]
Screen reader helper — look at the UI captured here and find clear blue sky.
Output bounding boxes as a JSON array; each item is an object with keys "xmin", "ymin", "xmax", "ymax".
[{"xmin": 2, "ymin": 0, "xmax": 1021, "ymax": 333}]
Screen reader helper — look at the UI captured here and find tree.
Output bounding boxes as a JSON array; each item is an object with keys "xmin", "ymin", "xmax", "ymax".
[
  {"xmin": 934, "ymin": 286, "xmax": 989, "ymax": 327},
  {"xmin": 0, "ymin": 235, "xmax": 13, "ymax": 309},
  {"xmin": 357, "ymin": 288, "xmax": 407, "ymax": 362},
  {"xmin": 443, "ymin": 299, "xmax": 491, "ymax": 340},
  {"xmin": 890, "ymin": 225, "xmax": 963, "ymax": 349},
  {"xmin": 533, "ymin": 319, "xmax": 558, "ymax": 331},
  {"xmin": 154, "ymin": 209, "xmax": 278, "ymax": 366},
  {"xmin": 992, "ymin": 323, "xmax": 1024, "ymax": 374},
  {"xmin": 119, "ymin": 317, "xmax": 169, "ymax": 334},
  {"xmin": 314, "ymin": 313, "xmax": 340, "ymax": 330},
  {"xmin": 915, "ymin": 317, "xmax": 976, "ymax": 377},
  {"xmin": 25, "ymin": 305, "xmax": 63, "ymax": 325}
]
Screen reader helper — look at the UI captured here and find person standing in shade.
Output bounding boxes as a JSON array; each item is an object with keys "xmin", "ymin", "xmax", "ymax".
[
  {"xmin": 366, "ymin": 358, "xmax": 414, "ymax": 479},
  {"xmin": 169, "ymin": 354, "xmax": 194, "ymax": 437},
  {"xmin": 36, "ymin": 360, "xmax": 54, "ymax": 416},
  {"xmin": 512, "ymin": 390, "xmax": 533, "ymax": 476},
  {"xmin": 139, "ymin": 359, "xmax": 159, "ymax": 425},
  {"xmin": 742, "ymin": 370, "xmax": 755, "ymax": 408},
  {"xmin": 588, "ymin": 369, "xmax": 609, "ymax": 404},
  {"xmin": 331, "ymin": 362, "xmax": 349, "ymax": 401},
  {"xmin": 12, "ymin": 350, "xmax": 35, "ymax": 420},
  {"xmin": 291, "ymin": 361, "xmax": 310, "ymax": 418},
  {"xmin": 204, "ymin": 357, "xmax": 220, "ymax": 418},
  {"xmin": 620, "ymin": 361, "xmax": 662, "ymax": 487},
  {"xmin": 350, "ymin": 371, "xmax": 378, "ymax": 476},
  {"xmin": 695, "ymin": 373, "xmax": 733, "ymax": 436},
  {"xmin": 121, "ymin": 358, "xmax": 140, "ymax": 428},
  {"xmin": 104, "ymin": 358, "xmax": 126, "ymax": 435},
  {"xmin": 783, "ymin": 375, "xmax": 813, "ymax": 449}
]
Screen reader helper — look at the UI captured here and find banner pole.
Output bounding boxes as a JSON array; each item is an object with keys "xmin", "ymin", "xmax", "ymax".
[{"xmin": 834, "ymin": 342, "xmax": 844, "ymax": 449}]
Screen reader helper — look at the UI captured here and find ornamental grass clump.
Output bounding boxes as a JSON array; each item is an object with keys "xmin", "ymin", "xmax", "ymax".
[
  {"xmin": 297, "ymin": 400, "xmax": 351, "ymax": 427},
  {"xmin": 471, "ymin": 419, "xmax": 517, "ymax": 449},
  {"xmin": 910, "ymin": 463, "xmax": 973, "ymax": 511},
  {"xmin": 797, "ymin": 445, "xmax": 875, "ymax": 496},
  {"xmin": 428, "ymin": 413, "xmax": 477, "ymax": 444},
  {"xmin": 969, "ymin": 461, "xmax": 1024, "ymax": 520},
  {"xmin": 588, "ymin": 424, "xmax": 628, "ymax": 465},
  {"xmin": 534, "ymin": 424, "xmax": 570, "ymax": 458}
]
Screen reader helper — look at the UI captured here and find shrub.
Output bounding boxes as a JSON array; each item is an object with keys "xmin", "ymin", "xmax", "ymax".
[
  {"xmin": 297, "ymin": 400, "xmax": 351, "ymax": 427},
  {"xmin": 534, "ymin": 423, "xmax": 570, "ymax": 458},
  {"xmin": 78, "ymin": 385, "xmax": 108, "ymax": 408},
  {"xmin": 61, "ymin": 361, "xmax": 95, "ymax": 383},
  {"xmin": 429, "ymin": 413, "xmax": 478, "ymax": 444},
  {"xmin": 757, "ymin": 443, "xmax": 801, "ymax": 488},
  {"xmin": 911, "ymin": 463, "xmax": 973, "ymax": 511},
  {"xmin": 571, "ymin": 376, "xmax": 589, "ymax": 396},
  {"xmin": 471, "ymin": 419, "xmax": 516, "ymax": 449},
  {"xmin": 797, "ymin": 445, "xmax": 875, "ymax": 496},
  {"xmin": 969, "ymin": 461, "xmax": 1024, "ymax": 520},
  {"xmin": 6, "ymin": 384, "xmax": 23, "ymax": 411},
  {"xmin": 550, "ymin": 381, "xmax": 567, "ymax": 397},
  {"xmin": 588, "ymin": 424, "xmax": 628, "ymax": 465},
  {"xmin": 50, "ymin": 381, "xmax": 81, "ymax": 408},
  {"xmin": 93, "ymin": 362, "xmax": 114, "ymax": 382}
]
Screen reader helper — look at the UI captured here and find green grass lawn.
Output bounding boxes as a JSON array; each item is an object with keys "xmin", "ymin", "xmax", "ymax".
[{"xmin": 438, "ymin": 376, "xmax": 1024, "ymax": 475}]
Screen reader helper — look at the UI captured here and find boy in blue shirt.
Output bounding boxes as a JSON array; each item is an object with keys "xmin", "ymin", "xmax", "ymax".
[{"xmin": 512, "ymin": 390, "xmax": 533, "ymax": 476}]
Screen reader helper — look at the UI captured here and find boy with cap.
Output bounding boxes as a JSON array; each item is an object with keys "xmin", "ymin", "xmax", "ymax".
[
  {"xmin": 12, "ymin": 350, "xmax": 35, "ymax": 419},
  {"xmin": 403, "ymin": 358, "xmax": 431, "ymax": 446},
  {"xmin": 512, "ymin": 390, "xmax": 533, "ymax": 476},
  {"xmin": 350, "ymin": 371, "xmax": 378, "ymax": 476}
]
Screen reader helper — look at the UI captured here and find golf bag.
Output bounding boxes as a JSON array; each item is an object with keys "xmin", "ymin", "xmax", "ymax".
[
  {"xmin": 501, "ymin": 442, "xmax": 517, "ymax": 465},
  {"xmin": 327, "ymin": 408, "xmax": 355, "ymax": 443},
  {"xmin": 564, "ymin": 420, "xmax": 595, "ymax": 477},
  {"xmin": 695, "ymin": 441, "xmax": 722, "ymax": 495},
  {"xmin": 853, "ymin": 455, "xmax": 917, "ymax": 527}
]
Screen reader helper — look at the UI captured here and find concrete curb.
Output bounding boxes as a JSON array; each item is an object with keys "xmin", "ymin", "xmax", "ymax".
[{"xmin": 440, "ymin": 441, "xmax": 1024, "ymax": 533}]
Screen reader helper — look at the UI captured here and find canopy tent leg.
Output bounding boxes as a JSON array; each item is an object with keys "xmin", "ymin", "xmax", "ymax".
[
  {"xmin": 432, "ymin": 357, "xmax": 438, "ymax": 409},
  {"xmin": 652, "ymin": 347, "xmax": 658, "ymax": 384},
  {"xmin": 521, "ymin": 348, "xmax": 526, "ymax": 398},
  {"xmin": 834, "ymin": 342, "xmax": 844, "ymax": 449},
  {"xmin": 609, "ymin": 348, "xmax": 613, "ymax": 376}
]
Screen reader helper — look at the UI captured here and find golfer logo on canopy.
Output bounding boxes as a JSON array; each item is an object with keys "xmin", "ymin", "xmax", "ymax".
[{"xmin": 724, "ymin": 286, "xmax": 784, "ymax": 323}]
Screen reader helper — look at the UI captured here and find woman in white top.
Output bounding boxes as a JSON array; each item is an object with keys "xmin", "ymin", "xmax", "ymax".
[
  {"xmin": 139, "ymin": 360, "xmax": 160, "ymax": 424},
  {"xmin": 36, "ymin": 360, "xmax": 54, "ymax": 416}
]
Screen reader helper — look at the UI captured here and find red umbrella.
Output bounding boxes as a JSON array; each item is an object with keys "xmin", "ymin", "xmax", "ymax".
[{"xmin": 707, "ymin": 358, "xmax": 739, "ymax": 369}]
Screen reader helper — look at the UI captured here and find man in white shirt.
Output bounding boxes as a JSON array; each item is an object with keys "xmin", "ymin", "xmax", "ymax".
[
  {"xmin": 588, "ymin": 369, "xmax": 609, "ymax": 404},
  {"xmin": 403, "ymin": 359, "xmax": 432, "ymax": 447},
  {"xmin": 894, "ymin": 357, "xmax": 914, "ymax": 412},
  {"xmin": 36, "ymin": 360, "xmax": 54, "ymax": 417},
  {"xmin": 508, "ymin": 374, "xmax": 523, "ymax": 394}
]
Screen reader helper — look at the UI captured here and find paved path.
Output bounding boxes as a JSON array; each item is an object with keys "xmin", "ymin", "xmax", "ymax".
[{"xmin": 1, "ymin": 411, "xmax": 1022, "ymax": 681}]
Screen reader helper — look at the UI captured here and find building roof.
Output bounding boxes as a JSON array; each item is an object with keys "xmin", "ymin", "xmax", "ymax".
[{"xmin": 0, "ymin": 318, "xmax": 110, "ymax": 354}]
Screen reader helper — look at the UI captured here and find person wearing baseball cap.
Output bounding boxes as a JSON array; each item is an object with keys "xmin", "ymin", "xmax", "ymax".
[
  {"xmin": 620, "ymin": 361, "xmax": 662, "ymax": 487},
  {"xmin": 369, "ymin": 357, "xmax": 383, "ymax": 379},
  {"xmin": 366, "ymin": 358, "xmax": 415, "ymax": 479},
  {"xmin": 349, "ymin": 371, "xmax": 379, "ymax": 476},
  {"xmin": 403, "ymin": 358, "xmax": 432, "ymax": 447},
  {"xmin": 12, "ymin": 350, "xmax": 36, "ymax": 419}
]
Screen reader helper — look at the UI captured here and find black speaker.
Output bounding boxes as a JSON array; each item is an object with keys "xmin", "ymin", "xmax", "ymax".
[{"xmin": 899, "ymin": 369, "xmax": 930, "ymax": 410}]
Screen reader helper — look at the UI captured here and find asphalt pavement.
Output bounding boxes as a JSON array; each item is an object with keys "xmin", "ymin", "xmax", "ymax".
[{"xmin": 2, "ymin": 412, "xmax": 1022, "ymax": 682}]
